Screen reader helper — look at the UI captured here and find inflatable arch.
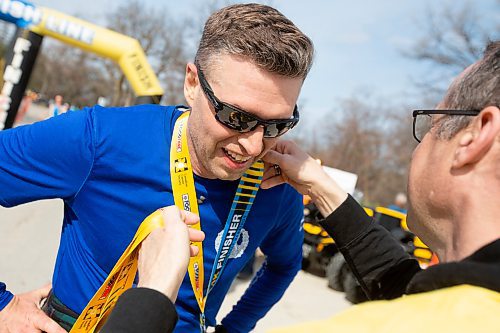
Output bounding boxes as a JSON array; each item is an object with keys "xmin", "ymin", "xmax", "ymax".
[{"xmin": 0, "ymin": 0, "xmax": 164, "ymax": 129}]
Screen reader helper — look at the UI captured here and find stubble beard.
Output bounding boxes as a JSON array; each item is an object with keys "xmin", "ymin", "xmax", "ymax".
[
  {"xmin": 187, "ymin": 123, "xmax": 256, "ymax": 181},
  {"xmin": 187, "ymin": 127, "xmax": 235, "ymax": 180},
  {"xmin": 188, "ymin": 127, "xmax": 214, "ymax": 179}
]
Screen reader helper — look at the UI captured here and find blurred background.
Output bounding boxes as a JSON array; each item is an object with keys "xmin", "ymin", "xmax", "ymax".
[{"xmin": 0, "ymin": 1, "xmax": 498, "ymax": 332}]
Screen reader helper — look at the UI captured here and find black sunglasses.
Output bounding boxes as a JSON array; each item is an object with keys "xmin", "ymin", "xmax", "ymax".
[
  {"xmin": 412, "ymin": 109, "xmax": 480, "ymax": 143},
  {"xmin": 195, "ymin": 62, "xmax": 299, "ymax": 138}
]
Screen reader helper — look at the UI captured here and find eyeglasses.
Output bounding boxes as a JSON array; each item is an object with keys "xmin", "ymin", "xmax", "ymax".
[
  {"xmin": 195, "ymin": 62, "xmax": 299, "ymax": 138},
  {"xmin": 412, "ymin": 109, "xmax": 480, "ymax": 143}
]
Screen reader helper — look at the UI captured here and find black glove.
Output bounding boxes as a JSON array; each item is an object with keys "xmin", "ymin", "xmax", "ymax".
[{"xmin": 214, "ymin": 324, "xmax": 229, "ymax": 333}]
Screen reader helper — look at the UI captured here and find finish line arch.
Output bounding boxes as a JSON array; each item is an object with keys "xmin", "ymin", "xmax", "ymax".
[{"xmin": 0, "ymin": 0, "xmax": 164, "ymax": 129}]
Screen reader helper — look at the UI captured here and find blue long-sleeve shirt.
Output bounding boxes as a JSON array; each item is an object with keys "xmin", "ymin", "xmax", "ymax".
[
  {"xmin": 0, "ymin": 105, "xmax": 304, "ymax": 332},
  {"xmin": 0, "ymin": 283, "xmax": 13, "ymax": 310}
]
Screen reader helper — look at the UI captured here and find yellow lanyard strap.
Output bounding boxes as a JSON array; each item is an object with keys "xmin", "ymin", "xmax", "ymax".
[
  {"xmin": 170, "ymin": 111, "xmax": 264, "ymax": 332},
  {"xmin": 170, "ymin": 111, "xmax": 205, "ymax": 311}
]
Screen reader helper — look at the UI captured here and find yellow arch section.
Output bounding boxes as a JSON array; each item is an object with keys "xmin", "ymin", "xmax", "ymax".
[{"xmin": 29, "ymin": 7, "xmax": 163, "ymax": 99}]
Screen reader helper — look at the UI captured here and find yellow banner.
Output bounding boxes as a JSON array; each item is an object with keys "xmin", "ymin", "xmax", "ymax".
[{"xmin": 29, "ymin": 7, "xmax": 163, "ymax": 97}]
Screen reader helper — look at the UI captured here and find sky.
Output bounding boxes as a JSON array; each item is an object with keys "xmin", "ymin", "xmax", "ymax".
[{"xmin": 31, "ymin": 0, "xmax": 499, "ymax": 118}]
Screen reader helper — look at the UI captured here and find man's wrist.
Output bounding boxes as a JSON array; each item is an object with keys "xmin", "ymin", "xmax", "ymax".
[
  {"xmin": 138, "ymin": 272, "xmax": 183, "ymax": 302},
  {"xmin": 309, "ymin": 177, "xmax": 348, "ymax": 217}
]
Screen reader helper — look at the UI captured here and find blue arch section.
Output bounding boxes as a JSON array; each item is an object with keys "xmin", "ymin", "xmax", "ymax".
[{"xmin": 0, "ymin": 0, "xmax": 41, "ymax": 28}]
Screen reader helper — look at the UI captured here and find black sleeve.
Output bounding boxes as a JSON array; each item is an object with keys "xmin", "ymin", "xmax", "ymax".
[
  {"xmin": 100, "ymin": 288, "xmax": 178, "ymax": 333},
  {"xmin": 319, "ymin": 195, "xmax": 422, "ymax": 300}
]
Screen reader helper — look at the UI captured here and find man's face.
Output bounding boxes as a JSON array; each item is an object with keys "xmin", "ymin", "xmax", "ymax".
[
  {"xmin": 407, "ymin": 112, "xmax": 457, "ymax": 244},
  {"xmin": 407, "ymin": 64, "xmax": 480, "ymax": 245},
  {"xmin": 184, "ymin": 54, "xmax": 303, "ymax": 180}
]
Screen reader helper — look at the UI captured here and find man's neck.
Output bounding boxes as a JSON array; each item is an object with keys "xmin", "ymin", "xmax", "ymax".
[
  {"xmin": 438, "ymin": 188, "xmax": 500, "ymax": 262},
  {"xmin": 185, "ymin": 124, "xmax": 214, "ymax": 179}
]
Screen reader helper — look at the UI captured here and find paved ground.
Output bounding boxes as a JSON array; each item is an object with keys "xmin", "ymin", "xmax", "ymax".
[{"xmin": 0, "ymin": 106, "xmax": 352, "ymax": 332}]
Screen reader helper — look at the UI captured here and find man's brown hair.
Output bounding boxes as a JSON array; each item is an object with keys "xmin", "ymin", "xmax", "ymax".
[{"xmin": 195, "ymin": 3, "xmax": 314, "ymax": 79}]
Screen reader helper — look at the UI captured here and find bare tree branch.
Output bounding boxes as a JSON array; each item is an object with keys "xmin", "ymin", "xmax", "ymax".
[{"xmin": 402, "ymin": 1, "xmax": 498, "ymax": 96}]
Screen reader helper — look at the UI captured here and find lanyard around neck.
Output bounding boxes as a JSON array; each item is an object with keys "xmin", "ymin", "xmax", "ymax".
[{"xmin": 170, "ymin": 111, "xmax": 264, "ymax": 330}]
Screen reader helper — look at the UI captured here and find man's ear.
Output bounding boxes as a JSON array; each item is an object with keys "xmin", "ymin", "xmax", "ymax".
[
  {"xmin": 452, "ymin": 106, "xmax": 500, "ymax": 168},
  {"xmin": 183, "ymin": 63, "xmax": 198, "ymax": 107}
]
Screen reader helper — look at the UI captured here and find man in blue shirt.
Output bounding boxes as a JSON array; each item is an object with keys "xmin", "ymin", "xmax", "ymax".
[
  {"xmin": 0, "ymin": 3, "xmax": 314, "ymax": 333},
  {"xmin": 387, "ymin": 192, "xmax": 408, "ymax": 214}
]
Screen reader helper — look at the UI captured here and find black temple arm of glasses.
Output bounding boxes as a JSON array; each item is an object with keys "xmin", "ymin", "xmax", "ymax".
[
  {"xmin": 413, "ymin": 109, "xmax": 480, "ymax": 117},
  {"xmin": 195, "ymin": 61, "xmax": 221, "ymax": 109}
]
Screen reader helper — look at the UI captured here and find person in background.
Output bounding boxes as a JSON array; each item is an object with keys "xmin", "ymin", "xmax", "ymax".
[
  {"xmin": 388, "ymin": 192, "xmax": 407, "ymax": 213},
  {"xmin": 14, "ymin": 90, "xmax": 38, "ymax": 126},
  {"xmin": 49, "ymin": 95, "xmax": 67, "ymax": 117}
]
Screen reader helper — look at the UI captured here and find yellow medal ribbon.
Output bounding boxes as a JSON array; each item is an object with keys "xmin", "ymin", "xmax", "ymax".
[
  {"xmin": 69, "ymin": 209, "xmax": 165, "ymax": 332},
  {"xmin": 170, "ymin": 111, "xmax": 206, "ymax": 311},
  {"xmin": 170, "ymin": 111, "xmax": 264, "ymax": 332}
]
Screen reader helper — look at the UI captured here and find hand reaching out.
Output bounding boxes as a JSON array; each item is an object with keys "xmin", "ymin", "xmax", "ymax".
[
  {"xmin": 137, "ymin": 206, "xmax": 205, "ymax": 302},
  {"xmin": 262, "ymin": 140, "xmax": 348, "ymax": 216}
]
